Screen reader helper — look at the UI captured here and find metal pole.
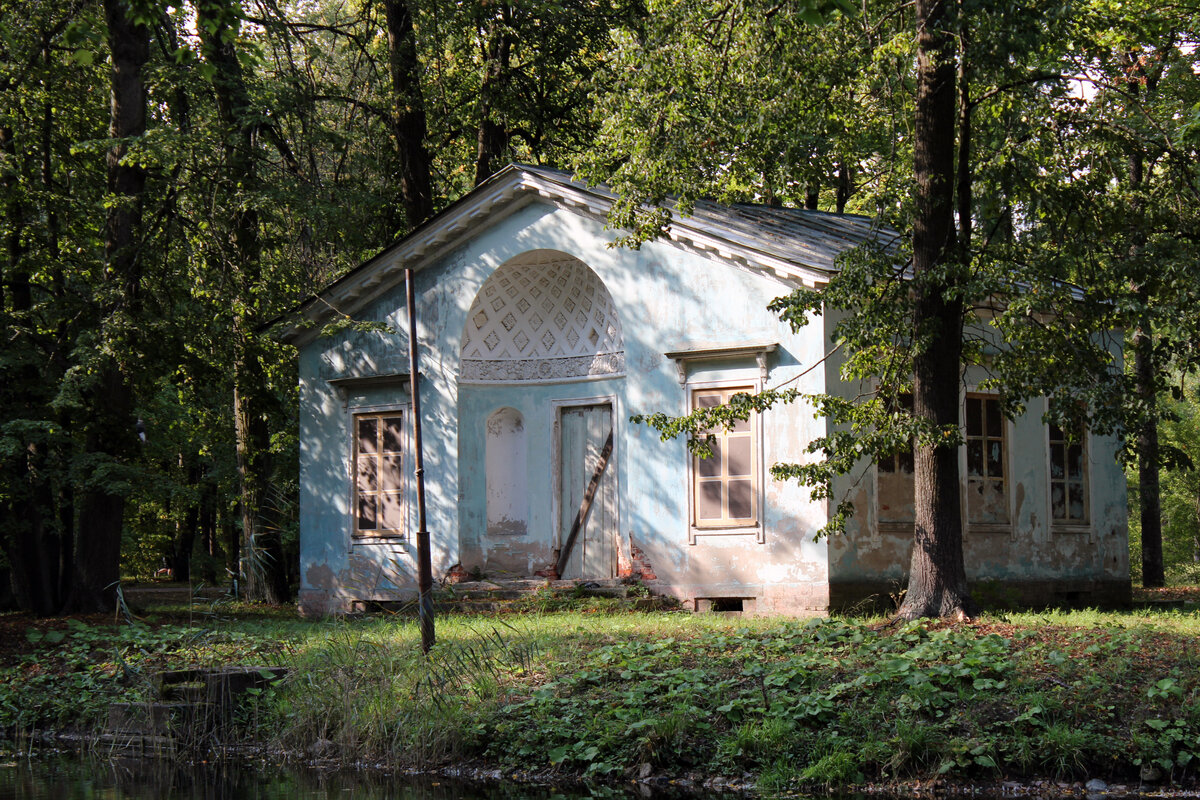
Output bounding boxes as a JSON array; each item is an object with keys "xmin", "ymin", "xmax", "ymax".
[{"xmin": 406, "ymin": 268, "xmax": 435, "ymax": 653}]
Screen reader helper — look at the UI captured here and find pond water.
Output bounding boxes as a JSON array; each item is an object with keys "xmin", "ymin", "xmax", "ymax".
[{"xmin": 0, "ymin": 756, "xmax": 699, "ymax": 800}]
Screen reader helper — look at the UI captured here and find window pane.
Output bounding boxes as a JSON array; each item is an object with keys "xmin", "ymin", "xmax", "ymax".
[
  {"xmin": 985, "ymin": 400, "xmax": 1002, "ymax": 438},
  {"xmin": 1068, "ymin": 444, "xmax": 1084, "ymax": 480},
  {"xmin": 695, "ymin": 393, "xmax": 719, "ymax": 435},
  {"xmin": 357, "ymin": 494, "xmax": 377, "ymax": 530},
  {"xmin": 727, "ymin": 436, "xmax": 752, "ymax": 477},
  {"xmin": 1050, "ymin": 443, "xmax": 1064, "ymax": 479},
  {"xmin": 382, "ymin": 416, "xmax": 404, "ymax": 453},
  {"xmin": 878, "ymin": 455, "xmax": 896, "ymax": 474},
  {"xmin": 966, "ymin": 398, "xmax": 982, "ymax": 437},
  {"xmin": 728, "ymin": 480, "xmax": 753, "ymax": 519},
  {"xmin": 1051, "ymin": 484, "xmax": 1065, "ymax": 519},
  {"xmin": 987, "ymin": 441, "xmax": 1003, "ymax": 478},
  {"xmin": 697, "ymin": 439, "xmax": 722, "ymax": 478},
  {"xmin": 380, "ymin": 455, "xmax": 403, "ymax": 491},
  {"xmin": 1049, "ymin": 423, "xmax": 1064, "ymax": 443},
  {"xmin": 1069, "ymin": 483, "xmax": 1085, "ymax": 520},
  {"xmin": 379, "ymin": 492, "xmax": 404, "ymax": 530},
  {"xmin": 898, "ymin": 448, "xmax": 914, "ymax": 475},
  {"xmin": 697, "ymin": 481, "xmax": 723, "ymax": 520},
  {"xmin": 967, "ymin": 440, "xmax": 984, "ymax": 476},
  {"xmin": 358, "ymin": 418, "xmax": 377, "ymax": 453},
  {"xmin": 357, "ymin": 456, "xmax": 378, "ymax": 492},
  {"xmin": 969, "ymin": 479, "xmax": 1007, "ymax": 524}
]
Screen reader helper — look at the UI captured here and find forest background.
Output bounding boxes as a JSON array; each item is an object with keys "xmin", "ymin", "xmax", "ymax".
[{"xmin": 1, "ymin": 0, "xmax": 1198, "ymax": 616}]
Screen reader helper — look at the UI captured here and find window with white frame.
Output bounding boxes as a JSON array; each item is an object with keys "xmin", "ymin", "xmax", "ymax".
[
  {"xmin": 1049, "ymin": 422, "xmax": 1088, "ymax": 524},
  {"xmin": 964, "ymin": 395, "xmax": 1009, "ymax": 525},
  {"xmin": 692, "ymin": 386, "xmax": 758, "ymax": 528},
  {"xmin": 353, "ymin": 411, "xmax": 406, "ymax": 537}
]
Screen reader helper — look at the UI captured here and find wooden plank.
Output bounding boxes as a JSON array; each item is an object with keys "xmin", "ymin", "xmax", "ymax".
[{"xmin": 556, "ymin": 426, "xmax": 614, "ymax": 578}]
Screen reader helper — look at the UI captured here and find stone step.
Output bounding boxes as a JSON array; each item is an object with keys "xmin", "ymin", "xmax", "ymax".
[
  {"xmin": 106, "ymin": 702, "xmax": 201, "ymax": 736},
  {"xmin": 95, "ymin": 732, "xmax": 177, "ymax": 757},
  {"xmin": 161, "ymin": 682, "xmax": 205, "ymax": 703},
  {"xmin": 104, "ymin": 666, "xmax": 288, "ymax": 749}
]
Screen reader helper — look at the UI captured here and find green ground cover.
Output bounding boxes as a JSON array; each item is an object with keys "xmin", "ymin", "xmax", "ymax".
[{"xmin": 2, "ymin": 602, "xmax": 1199, "ymax": 792}]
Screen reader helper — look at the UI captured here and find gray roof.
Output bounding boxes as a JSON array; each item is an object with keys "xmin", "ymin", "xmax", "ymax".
[{"xmin": 274, "ymin": 164, "xmax": 899, "ymax": 345}]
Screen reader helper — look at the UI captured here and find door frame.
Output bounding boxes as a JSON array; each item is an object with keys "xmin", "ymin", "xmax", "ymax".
[{"xmin": 550, "ymin": 394, "xmax": 621, "ymax": 572}]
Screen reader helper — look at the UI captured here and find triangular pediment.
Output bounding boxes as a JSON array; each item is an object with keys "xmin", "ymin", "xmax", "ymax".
[{"xmin": 274, "ymin": 165, "xmax": 893, "ymax": 346}]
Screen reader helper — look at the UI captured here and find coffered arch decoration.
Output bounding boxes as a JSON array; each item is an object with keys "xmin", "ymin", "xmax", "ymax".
[{"xmin": 460, "ymin": 250, "xmax": 625, "ymax": 383}]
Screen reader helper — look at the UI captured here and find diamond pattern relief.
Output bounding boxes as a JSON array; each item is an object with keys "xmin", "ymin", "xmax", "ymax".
[{"xmin": 460, "ymin": 253, "xmax": 624, "ymax": 369}]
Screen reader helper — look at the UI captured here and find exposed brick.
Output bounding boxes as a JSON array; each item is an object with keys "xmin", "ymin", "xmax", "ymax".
[{"xmin": 629, "ymin": 541, "xmax": 657, "ymax": 581}]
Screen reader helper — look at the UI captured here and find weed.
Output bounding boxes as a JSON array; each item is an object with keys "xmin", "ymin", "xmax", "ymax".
[{"xmin": 800, "ymin": 750, "xmax": 864, "ymax": 788}]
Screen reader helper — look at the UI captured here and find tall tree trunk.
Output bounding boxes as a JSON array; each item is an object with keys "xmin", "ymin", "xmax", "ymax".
[
  {"xmin": 835, "ymin": 161, "xmax": 851, "ymax": 214},
  {"xmin": 382, "ymin": 0, "xmax": 433, "ymax": 228},
  {"xmin": 64, "ymin": 0, "xmax": 149, "ymax": 612},
  {"xmin": 897, "ymin": 0, "xmax": 974, "ymax": 621},
  {"xmin": 170, "ymin": 461, "xmax": 200, "ymax": 582},
  {"xmin": 805, "ymin": 179, "xmax": 819, "ymax": 210},
  {"xmin": 473, "ymin": 6, "xmax": 511, "ymax": 186},
  {"xmin": 1135, "ymin": 312, "xmax": 1164, "ymax": 586},
  {"xmin": 0, "ymin": 119, "xmax": 59, "ymax": 614},
  {"xmin": 199, "ymin": 483, "xmax": 218, "ymax": 584},
  {"xmin": 223, "ymin": 506, "xmax": 239, "ymax": 591},
  {"xmin": 1121, "ymin": 78, "xmax": 1164, "ymax": 587},
  {"xmin": 197, "ymin": 0, "xmax": 288, "ymax": 603}
]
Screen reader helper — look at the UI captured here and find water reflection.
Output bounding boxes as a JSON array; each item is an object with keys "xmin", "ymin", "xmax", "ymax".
[{"xmin": 0, "ymin": 757, "xmax": 676, "ymax": 800}]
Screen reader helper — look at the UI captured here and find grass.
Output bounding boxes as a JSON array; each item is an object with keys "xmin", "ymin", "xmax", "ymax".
[{"xmin": 3, "ymin": 601, "xmax": 1200, "ymax": 792}]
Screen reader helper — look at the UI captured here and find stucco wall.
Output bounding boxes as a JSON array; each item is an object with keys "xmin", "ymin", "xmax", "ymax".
[
  {"xmin": 296, "ymin": 198, "xmax": 1128, "ymax": 618},
  {"xmin": 298, "ymin": 200, "xmax": 834, "ymax": 615},
  {"xmin": 825, "ymin": 328, "xmax": 1131, "ymax": 610}
]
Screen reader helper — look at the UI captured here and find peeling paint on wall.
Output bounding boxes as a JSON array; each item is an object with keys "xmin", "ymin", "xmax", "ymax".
[{"xmin": 294, "ymin": 197, "xmax": 1129, "ymax": 618}]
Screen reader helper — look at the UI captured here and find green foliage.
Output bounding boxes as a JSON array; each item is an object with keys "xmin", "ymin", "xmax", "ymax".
[
  {"xmin": 6, "ymin": 608, "xmax": 1200, "ymax": 788},
  {"xmin": 1128, "ymin": 377, "xmax": 1200, "ymax": 584}
]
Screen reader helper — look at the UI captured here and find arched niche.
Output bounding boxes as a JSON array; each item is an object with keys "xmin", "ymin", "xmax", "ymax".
[
  {"xmin": 461, "ymin": 250, "xmax": 624, "ymax": 383},
  {"xmin": 486, "ymin": 407, "xmax": 528, "ymax": 537}
]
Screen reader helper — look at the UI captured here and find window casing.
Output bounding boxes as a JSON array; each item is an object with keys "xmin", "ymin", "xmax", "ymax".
[
  {"xmin": 964, "ymin": 395, "xmax": 1009, "ymax": 526},
  {"xmin": 691, "ymin": 386, "xmax": 758, "ymax": 529},
  {"xmin": 1049, "ymin": 422, "xmax": 1088, "ymax": 525},
  {"xmin": 353, "ymin": 411, "xmax": 406, "ymax": 538}
]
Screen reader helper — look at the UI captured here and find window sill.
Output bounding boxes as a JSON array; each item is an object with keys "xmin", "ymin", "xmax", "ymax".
[
  {"xmin": 690, "ymin": 524, "xmax": 763, "ymax": 544},
  {"xmin": 1051, "ymin": 523, "xmax": 1091, "ymax": 534},
  {"xmin": 352, "ymin": 535, "xmax": 408, "ymax": 546},
  {"xmin": 968, "ymin": 524, "xmax": 1012, "ymax": 535}
]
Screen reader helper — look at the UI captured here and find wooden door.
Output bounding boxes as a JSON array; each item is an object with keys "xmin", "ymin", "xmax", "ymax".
[{"xmin": 558, "ymin": 404, "xmax": 617, "ymax": 579}]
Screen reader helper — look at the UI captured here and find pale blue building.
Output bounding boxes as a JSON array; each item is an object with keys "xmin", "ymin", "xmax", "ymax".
[{"xmin": 277, "ymin": 166, "xmax": 1130, "ymax": 616}]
